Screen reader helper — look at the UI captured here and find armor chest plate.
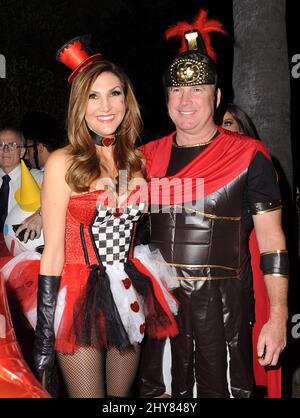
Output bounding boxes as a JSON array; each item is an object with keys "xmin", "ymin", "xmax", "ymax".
[{"xmin": 150, "ymin": 170, "xmax": 249, "ymax": 280}]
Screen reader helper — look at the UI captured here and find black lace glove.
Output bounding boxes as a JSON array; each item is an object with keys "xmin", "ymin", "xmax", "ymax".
[{"xmin": 33, "ymin": 274, "xmax": 60, "ymax": 396}]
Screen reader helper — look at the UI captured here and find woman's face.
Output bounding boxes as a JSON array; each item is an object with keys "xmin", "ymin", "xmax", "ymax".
[
  {"xmin": 222, "ymin": 111, "xmax": 240, "ymax": 133},
  {"xmin": 85, "ymin": 71, "xmax": 126, "ymax": 137}
]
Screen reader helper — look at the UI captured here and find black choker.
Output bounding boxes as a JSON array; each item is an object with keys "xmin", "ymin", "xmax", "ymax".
[{"xmin": 91, "ymin": 132, "xmax": 116, "ymax": 147}]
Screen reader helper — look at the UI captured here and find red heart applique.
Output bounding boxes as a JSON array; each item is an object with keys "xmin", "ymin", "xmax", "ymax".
[
  {"xmin": 130, "ymin": 301, "xmax": 140, "ymax": 312},
  {"xmin": 113, "ymin": 208, "xmax": 122, "ymax": 217},
  {"xmin": 140, "ymin": 323, "xmax": 146, "ymax": 334},
  {"xmin": 122, "ymin": 278, "xmax": 132, "ymax": 289}
]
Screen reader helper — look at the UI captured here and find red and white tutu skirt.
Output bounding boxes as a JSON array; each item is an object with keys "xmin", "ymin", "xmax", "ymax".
[{"xmin": 0, "ymin": 245, "xmax": 179, "ymax": 354}]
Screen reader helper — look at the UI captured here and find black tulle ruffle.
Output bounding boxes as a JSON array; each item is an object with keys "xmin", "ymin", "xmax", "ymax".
[{"xmin": 74, "ymin": 264, "xmax": 131, "ymax": 350}]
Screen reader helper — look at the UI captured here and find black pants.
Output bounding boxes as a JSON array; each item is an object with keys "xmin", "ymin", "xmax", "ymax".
[{"xmin": 138, "ymin": 279, "xmax": 254, "ymax": 398}]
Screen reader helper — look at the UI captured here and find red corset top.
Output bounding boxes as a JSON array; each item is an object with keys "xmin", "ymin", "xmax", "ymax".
[{"xmin": 64, "ymin": 189, "xmax": 147, "ymax": 265}]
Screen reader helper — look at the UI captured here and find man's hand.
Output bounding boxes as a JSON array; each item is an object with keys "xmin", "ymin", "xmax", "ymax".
[
  {"xmin": 257, "ymin": 310, "xmax": 287, "ymax": 367},
  {"xmin": 15, "ymin": 210, "xmax": 42, "ymax": 243}
]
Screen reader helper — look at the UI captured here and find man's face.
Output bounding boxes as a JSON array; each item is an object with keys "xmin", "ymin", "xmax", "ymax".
[
  {"xmin": 0, "ymin": 130, "xmax": 25, "ymax": 173},
  {"xmin": 167, "ymin": 84, "xmax": 216, "ymax": 135},
  {"xmin": 25, "ymin": 139, "xmax": 37, "ymax": 168}
]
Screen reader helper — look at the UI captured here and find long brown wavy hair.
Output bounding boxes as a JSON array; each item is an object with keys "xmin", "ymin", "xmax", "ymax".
[{"xmin": 66, "ymin": 60, "xmax": 145, "ymax": 192}]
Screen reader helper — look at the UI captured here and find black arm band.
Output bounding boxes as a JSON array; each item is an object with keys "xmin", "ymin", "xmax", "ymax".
[
  {"xmin": 260, "ymin": 250, "xmax": 289, "ymax": 276},
  {"xmin": 249, "ymin": 200, "xmax": 282, "ymax": 215}
]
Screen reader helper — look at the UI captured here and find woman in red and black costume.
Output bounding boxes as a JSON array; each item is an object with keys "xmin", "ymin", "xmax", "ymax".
[{"xmin": 26, "ymin": 36, "xmax": 179, "ymax": 398}]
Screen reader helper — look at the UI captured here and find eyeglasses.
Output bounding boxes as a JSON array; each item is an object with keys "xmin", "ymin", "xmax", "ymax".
[{"xmin": 0, "ymin": 142, "xmax": 23, "ymax": 151}]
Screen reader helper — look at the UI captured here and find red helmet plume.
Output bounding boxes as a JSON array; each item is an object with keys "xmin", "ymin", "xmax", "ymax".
[{"xmin": 165, "ymin": 9, "xmax": 227, "ymax": 62}]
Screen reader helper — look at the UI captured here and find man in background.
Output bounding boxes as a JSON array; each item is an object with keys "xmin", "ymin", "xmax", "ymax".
[
  {"xmin": 21, "ymin": 111, "xmax": 65, "ymax": 170},
  {"xmin": 0, "ymin": 126, "xmax": 43, "ymax": 249}
]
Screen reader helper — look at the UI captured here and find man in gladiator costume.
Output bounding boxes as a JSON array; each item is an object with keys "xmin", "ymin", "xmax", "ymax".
[{"xmin": 138, "ymin": 9, "xmax": 288, "ymax": 398}]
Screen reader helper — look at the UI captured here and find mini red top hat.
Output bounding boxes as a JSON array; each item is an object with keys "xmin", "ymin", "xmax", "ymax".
[{"xmin": 56, "ymin": 35, "xmax": 102, "ymax": 83}]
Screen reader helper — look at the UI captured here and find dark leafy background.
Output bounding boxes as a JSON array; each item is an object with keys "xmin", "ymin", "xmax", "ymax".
[{"xmin": 0, "ymin": 0, "xmax": 233, "ymax": 139}]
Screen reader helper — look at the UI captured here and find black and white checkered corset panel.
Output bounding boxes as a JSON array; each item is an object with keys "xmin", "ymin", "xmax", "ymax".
[{"xmin": 91, "ymin": 202, "xmax": 146, "ymax": 265}]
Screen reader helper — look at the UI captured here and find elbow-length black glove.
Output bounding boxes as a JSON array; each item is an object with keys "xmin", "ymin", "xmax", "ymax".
[{"xmin": 33, "ymin": 274, "xmax": 60, "ymax": 396}]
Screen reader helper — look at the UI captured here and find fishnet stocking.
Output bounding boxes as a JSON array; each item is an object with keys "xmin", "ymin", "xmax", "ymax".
[
  {"xmin": 56, "ymin": 344, "xmax": 140, "ymax": 398},
  {"xmin": 106, "ymin": 345, "xmax": 141, "ymax": 397},
  {"xmin": 57, "ymin": 346, "xmax": 105, "ymax": 398}
]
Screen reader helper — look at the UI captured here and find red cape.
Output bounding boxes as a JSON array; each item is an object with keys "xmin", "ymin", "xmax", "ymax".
[
  {"xmin": 141, "ymin": 128, "xmax": 282, "ymax": 397},
  {"xmin": 250, "ymin": 233, "xmax": 282, "ymax": 397},
  {"xmin": 141, "ymin": 128, "xmax": 270, "ymax": 202}
]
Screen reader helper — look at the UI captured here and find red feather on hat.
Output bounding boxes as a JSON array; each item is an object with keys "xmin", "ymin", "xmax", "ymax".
[{"xmin": 165, "ymin": 9, "xmax": 227, "ymax": 61}]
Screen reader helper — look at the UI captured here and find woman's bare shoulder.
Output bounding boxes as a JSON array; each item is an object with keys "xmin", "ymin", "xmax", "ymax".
[
  {"xmin": 43, "ymin": 147, "xmax": 73, "ymax": 195},
  {"xmin": 44, "ymin": 146, "xmax": 72, "ymax": 170}
]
